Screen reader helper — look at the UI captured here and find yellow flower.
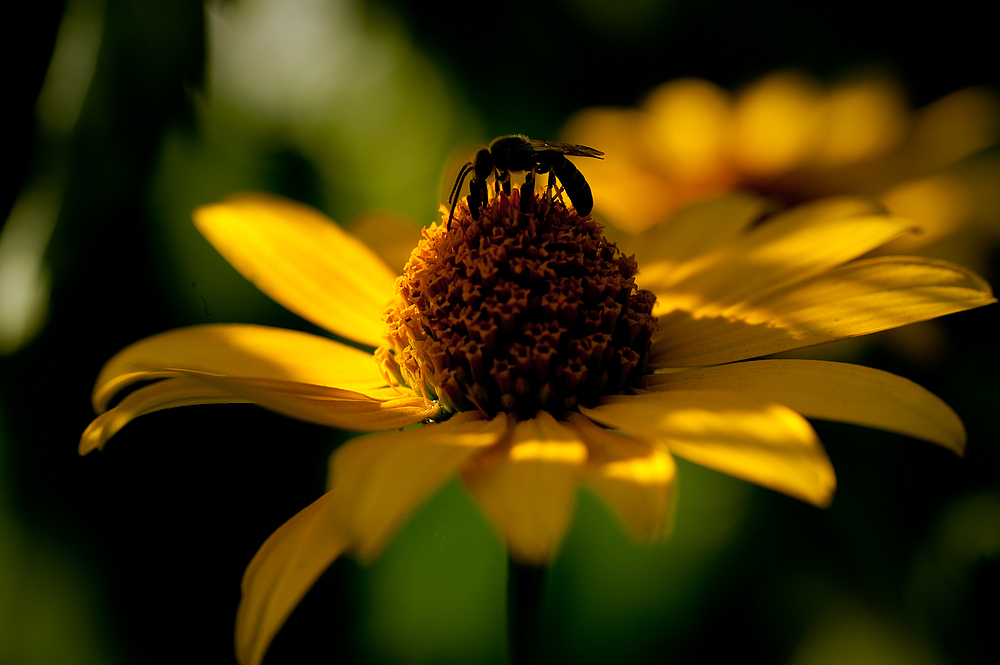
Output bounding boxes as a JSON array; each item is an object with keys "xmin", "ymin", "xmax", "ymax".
[
  {"xmin": 564, "ymin": 71, "xmax": 1000, "ymax": 259},
  {"xmin": 81, "ymin": 190, "xmax": 993, "ymax": 665}
]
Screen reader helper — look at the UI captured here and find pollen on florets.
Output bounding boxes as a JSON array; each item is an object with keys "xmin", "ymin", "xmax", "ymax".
[{"xmin": 376, "ymin": 188, "xmax": 658, "ymax": 418}]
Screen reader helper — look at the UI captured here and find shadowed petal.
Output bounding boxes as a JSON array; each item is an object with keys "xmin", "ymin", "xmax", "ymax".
[
  {"xmin": 461, "ymin": 412, "xmax": 588, "ymax": 564},
  {"xmin": 581, "ymin": 391, "xmax": 834, "ymax": 506},
  {"xmin": 650, "ymin": 256, "xmax": 995, "ymax": 366},
  {"xmin": 642, "ymin": 359, "xmax": 965, "ymax": 454},
  {"xmin": 235, "ymin": 491, "xmax": 348, "ymax": 665},
  {"xmin": 80, "ymin": 376, "xmax": 246, "ymax": 454},
  {"xmin": 647, "ymin": 207, "xmax": 914, "ymax": 315},
  {"xmin": 628, "ymin": 194, "xmax": 767, "ymax": 273},
  {"xmin": 329, "ymin": 412, "xmax": 510, "ymax": 562},
  {"xmin": 566, "ymin": 413, "xmax": 676, "ymax": 541},
  {"xmin": 93, "ymin": 324, "xmax": 386, "ymax": 413},
  {"xmin": 194, "ymin": 193, "xmax": 397, "ymax": 347},
  {"xmin": 183, "ymin": 372, "xmax": 437, "ymax": 431}
]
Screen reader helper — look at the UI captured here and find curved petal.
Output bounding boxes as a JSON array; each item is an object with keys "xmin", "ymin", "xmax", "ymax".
[
  {"xmin": 580, "ymin": 391, "xmax": 834, "ymax": 506},
  {"xmin": 461, "ymin": 412, "xmax": 588, "ymax": 564},
  {"xmin": 328, "ymin": 412, "xmax": 510, "ymax": 562},
  {"xmin": 629, "ymin": 194, "xmax": 768, "ymax": 272},
  {"xmin": 182, "ymin": 372, "xmax": 437, "ymax": 432},
  {"xmin": 642, "ymin": 359, "xmax": 965, "ymax": 454},
  {"xmin": 236, "ymin": 491, "xmax": 348, "ymax": 665},
  {"xmin": 80, "ymin": 376, "xmax": 246, "ymax": 454},
  {"xmin": 566, "ymin": 413, "xmax": 676, "ymax": 541},
  {"xmin": 646, "ymin": 210, "xmax": 914, "ymax": 316},
  {"xmin": 93, "ymin": 324, "xmax": 386, "ymax": 413},
  {"xmin": 650, "ymin": 256, "xmax": 995, "ymax": 366},
  {"xmin": 194, "ymin": 193, "xmax": 397, "ymax": 347}
]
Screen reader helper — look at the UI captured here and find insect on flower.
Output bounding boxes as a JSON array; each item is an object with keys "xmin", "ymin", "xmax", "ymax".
[{"xmin": 447, "ymin": 134, "xmax": 605, "ymax": 229}]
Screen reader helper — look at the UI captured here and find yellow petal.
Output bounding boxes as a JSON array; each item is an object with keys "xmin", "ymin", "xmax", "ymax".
[
  {"xmin": 329, "ymin": 412, "xmax": 510, "ymax": 562},
  {"xmin": 93, "ymin": 324, "xmax": 386, "ymax": 413},
  {"xmin": 566, "ymin": 412, "xmax": 676, "ymax": 541},
  {"xmin": 630, "ymin": 194, "xmax": 768, "ymax": 277},
  {"xmin": 647, "ymin": 207, "xmax": 914, "ymax": 317},
  {"xmin": 235, "ymin": 491, "xmax": 348, "ymax": 665},
  {"xmin": 643, "ymin": 359, "xmax": 965, "ymax": 454},
  {"xmin": 732, "ymin": 71, "xmax": 825, "ymax": 176},
  {"xmin": 910, "ymin": 87, "xmax": 1000, "ymax": 170},
  {"xmin": 461, "ymin": 412, "xmax": 588, "ymax": 564},
  {"xmin": 580, "ymin": 391, "xmax": 835, "ymax": 506},
  {"xmin": 814, "ymin": 77, "xmax": 909, "ymax": 167},
  {"xmin": 641, "ymin": 78, "xmax": 732, "ymax": 181},
  {"xmin": 650, "ymin": 256, "xmax": 995, "ymax": 366},
  {"xmin": 80, "ymin": 376, "xmax": 245, "ymax": 454},
  {"xmin": 181, "ymin": 371, "xmax": 437, "ymax": 431},
  {"xmin": 194, "ymin": 193, "xmax": 397, "ymax": 347}
]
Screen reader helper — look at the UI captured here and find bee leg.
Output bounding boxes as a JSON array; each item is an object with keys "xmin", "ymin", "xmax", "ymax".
[
  {"xmin": 520, "ymin": 168, "xmax": 535, "ymax": 214},
  {"xmin": 468, "ymin": 176, "xmax": 486, "ymax": 220},
  {"xmin": 497, "ymin": 169, "xmax": 512, "ymax": 197}
]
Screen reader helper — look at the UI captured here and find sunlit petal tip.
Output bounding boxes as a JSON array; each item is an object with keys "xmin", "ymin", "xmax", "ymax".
[
  {"xmin": 193, "ymin": 193, "xmax": 397, "ymax": 347},
  {"xmin": 462, "ymin": 413, "xmax": 587, "ymax": 565},
  {"xmin": 642, "ymin": 360, "xmax": 969, "ymax": 456},
  {"xmin": 580, "ymin": 391, "xmax": 836, "ymax": 507},
  {"xmin": 566, "ymin": 412, "xmax": 677, "ymax": 541}
]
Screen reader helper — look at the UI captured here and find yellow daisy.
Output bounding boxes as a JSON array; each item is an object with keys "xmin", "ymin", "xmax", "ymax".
[
  {"xmin": 81, "ymin": 189, "xmax": 993, "ymax": 665},
  {"xmin": 563, "ymin": 71, "xmax": 1000, "ymax": 256}
]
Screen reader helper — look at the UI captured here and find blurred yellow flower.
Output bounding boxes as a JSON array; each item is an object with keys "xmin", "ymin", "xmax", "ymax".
[
  {"xmin": 81, "ymin": 190, "xmax": 993, "ymax": 665},
  {"xmin": 563, "ymin": 72, "xmax": 1000, "ymax": 269}
]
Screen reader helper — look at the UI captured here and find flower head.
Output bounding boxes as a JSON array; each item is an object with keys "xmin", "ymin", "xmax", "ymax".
[
  {"xmin": 82, "ymin": 187, "xmax": 994, "ymax": 665},
  {"xmin": 564, "ymin": 71, "xmax": 1000, "ymax": 254}
]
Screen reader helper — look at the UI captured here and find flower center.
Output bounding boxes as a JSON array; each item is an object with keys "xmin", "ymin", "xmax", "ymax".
[{"xmin": 376, "ymin": 188, "xmax": 658, "ymax": 418}]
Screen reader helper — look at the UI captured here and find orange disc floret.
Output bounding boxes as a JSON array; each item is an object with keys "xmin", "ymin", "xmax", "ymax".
[{"xmin": 377, "ymin": 189, "xmax": 658, "ymax": 418}]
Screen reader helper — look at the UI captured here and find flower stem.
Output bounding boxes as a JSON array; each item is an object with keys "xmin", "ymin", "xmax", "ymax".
[{"xmin": 507, "ymin": 557, "xmax": 546, "ymax": 665}]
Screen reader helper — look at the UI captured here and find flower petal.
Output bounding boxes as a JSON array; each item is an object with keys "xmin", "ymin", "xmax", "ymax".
[
  {"xmin": 647, "ymin": 204, "xmax": 914, "ymax": 316},
  {"xmin": 642, "ymin": 359, "xmax": 965, "ymax": 454},
  {"xmin": 628, "ymin": 194, "xmax": 767, "ymax": 274},
  {"xmin": 329, "ymin": 412, "xmax": 510, "ymax": 562},
  {"xmin": 235, "ymin": 491, "xmax": 348, "ymax": 665},
  {"xmin": 580, "ymin": 391, "xmax": 834, "ymax": 506},
  {"xmin": 650, "ymin": 256, "xmax": 995, "ymax": 366},
  {"xmin": 194, "ymin": 193, "xmax": 397, "ymax": 346},
  {"xmin": 461, "ymin": 412, "xmax": 588, "ymax": 564},
  {"xmin": 80, "ymin": 376, "xmax": 245, "ymax": 454},
  {"xmin": 182, "ymin": 372, "xmax": 437, "ymax": 431},
  {"xmin": 93, "ymin": 324, "xmax": 386, "ymax": 413},
  {"xmin": 566, "ymin": 413, "xmax": 676, "ymax": 541}
]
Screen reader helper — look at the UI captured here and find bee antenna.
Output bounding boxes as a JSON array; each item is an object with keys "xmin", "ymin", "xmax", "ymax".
[{"xmin": 447, "ymin": 161, "xmax": 474, "ymax": 230}]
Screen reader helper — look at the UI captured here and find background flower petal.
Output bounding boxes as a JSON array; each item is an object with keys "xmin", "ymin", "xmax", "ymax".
[
  {"xmin": 194, "ymin": 193, "xmax": 397, "ymax": 347},
  {"xmin": 643, "ymin": 359, "xmax": 966, "ymax": 453},
  {"xmin": 93, "ymin": 324, "xmax": 386, "ymax": 412},
  {"xmin": 80, "ymin": 376, "xmax": 245, "ymax": 454},
  {"xmin": 581, "ymin": 391, "xmax": 835, "ymax": 506},
  {"xmin": 566, "ymin": 413, "xmax": 676, "ymax": 541},
  {"xmin": 650, "ymin": 256, "xmax": 995, "ymax": 366},
  {"xmin": 183, "ymin": 372, "xmax": 438, "ymax": 431},
  {"xmin": 329, "ymin": 412, "xmax": 509, "ymax": 562},
  {"xmin": 461, "ymin": 412, "xmax": 588, "ymax": 564},
  {"xmin": 235, "ymin": 491, "xmax": 348, "ymax": 665}
]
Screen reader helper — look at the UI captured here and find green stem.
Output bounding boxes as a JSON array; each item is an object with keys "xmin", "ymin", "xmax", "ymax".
[{"xmin": 507, "ymin": 557, "xmax": 546, "ymax": 665}]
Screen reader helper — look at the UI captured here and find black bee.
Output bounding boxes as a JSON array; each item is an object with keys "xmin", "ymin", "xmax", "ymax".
[{"xmin": 447, "ymin": 134, "xmax": 604, "ymax": 229}]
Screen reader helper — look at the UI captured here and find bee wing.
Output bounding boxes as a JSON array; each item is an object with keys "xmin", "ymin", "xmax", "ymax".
[{"xmin": 526, "ymin": 139, "xmax": 605, "ymax": 159}]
